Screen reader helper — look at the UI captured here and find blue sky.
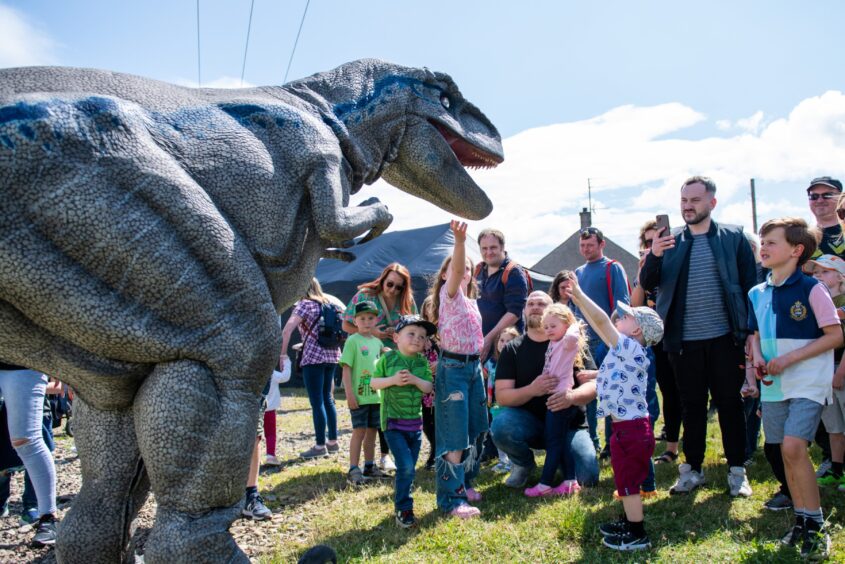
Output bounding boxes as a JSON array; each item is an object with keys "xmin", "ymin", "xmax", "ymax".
[{"xmin": 3, "ymin": 1, "xmax": 845, "ymax": 266}]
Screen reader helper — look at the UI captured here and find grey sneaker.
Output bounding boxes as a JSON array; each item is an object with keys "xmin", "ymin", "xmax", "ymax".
[
  {"xmin": 347, "ymin": 467, "xmax": 367, "ymax": 485},
  {"xmin": 242, "ymin": 494, "xmax": 272, "ymax": 520},
  {"xmin": 363, "ymin": 465, "xmax": 390, "ymax": 479},
  {"xmin": 727, "ymin": 466, "xmax": 752, "ymax": 497},
  {"xmin": 669, "ymin": 463, "xmax": 705, "ymax": 495},
  {"xmin": 31, "ymin": 516, "xmax": 57, "ymax": 547},
  {"xmin": 815, "ymin": 459, "xmax": 832, "ymax": 478},
  {"xmin": 326, "ymin": 442, "xmax": 340, "ymax": 454},
  {"xmin": 300, "ymin": 445, "xmax": 329, "ymax": 459},
  {"xmin": 764, "ymin": 492, "xmax": 793, "ymax": 511},
  {"xmin": 504, "ymin": 462, "xmax": 535, "ymax": 488}
]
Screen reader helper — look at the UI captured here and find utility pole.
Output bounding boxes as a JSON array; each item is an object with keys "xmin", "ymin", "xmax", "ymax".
[
  {"xmin": 750, "ymin": 178, "xmax": 758, "ymax": 234},
  {"xmin": 587, "ymin": 178, "xmax": 594, "ymax": 216}
]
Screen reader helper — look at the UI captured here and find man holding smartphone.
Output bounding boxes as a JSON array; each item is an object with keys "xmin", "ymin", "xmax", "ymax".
[{"xmin": 640, "ymin": 175, "xmax": 757, "ymax": 497}]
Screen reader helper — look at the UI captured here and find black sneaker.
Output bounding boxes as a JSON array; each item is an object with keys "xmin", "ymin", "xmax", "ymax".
[
  {"xmin": 363, "ymin": 465, "xmax": 390, "ymax": 479},
  {"xmin": 395, "ymin": 509, "xmax": 417, "ymax": 529},
  {"xmin": 599, "ymin": 517, "xmax": 629, "ymax": 537},
  {"xmin": 780, "ymin": 518, "xmax": 804, "ymax": 548},
  {"xmin": 801, "ymin": 521, "xmax": 830, "ymax": 561},
  {"xmin": 242, "ymin": 494, "xmax": 272, "ymax": 520},
  {"xmin": 31, "ymin": 516, "xmax": 57, "ymax": 547},
  {"xmin": 599, "ymin": 447, "xmax": 610, "ymax": 462},
  {"xmin": 602, "ymin": 529, "xmax": 651, "ymax": 551},
  {"xmin": 763, "ymin": 492, "xmax": 793, "ymax": 512}
]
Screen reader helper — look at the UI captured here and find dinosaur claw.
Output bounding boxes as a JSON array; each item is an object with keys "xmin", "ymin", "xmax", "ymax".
[
  {"xmin": 357, "ymin": 214, "xmax": 393, "ymax": 245},
  {"xmin": 322, "ymin": 249, "xmax": 356, "ymax": 262}
]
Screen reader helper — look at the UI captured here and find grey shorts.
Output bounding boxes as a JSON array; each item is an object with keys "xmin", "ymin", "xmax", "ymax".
[
  {"xmin": 762, "ymin": 398, "xmax": 824, "ymax": 444},
  {"xmin": 350, "ymin": 403, "xmax": 380, "ymax": 429},
  {"xmin": 821, "ymin": 387, "xmax": 845, "ymax": 434}
]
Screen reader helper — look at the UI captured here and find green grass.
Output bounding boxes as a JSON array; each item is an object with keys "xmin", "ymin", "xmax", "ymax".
[{"xmin": 258, "ymin": 389, "xmax": 845, "ymax": 563}]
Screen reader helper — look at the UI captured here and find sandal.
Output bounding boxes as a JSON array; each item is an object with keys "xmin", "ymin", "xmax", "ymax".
[{"xmin": 654, "ymin": 451, "xmax": 678, "ymax": 464}]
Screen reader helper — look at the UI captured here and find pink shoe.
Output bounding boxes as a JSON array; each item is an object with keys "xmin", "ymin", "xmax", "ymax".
[
  {"xmin": 552, "ymin": 480, "xmax": 581, "ymax": 495},
  {"xmin": 449, "ymin": 503, "xmax": 481, "ymax": 519},
  {"xmin": 465, "ymin": 487, "xmax": 482, "ymax": 503},
  {"xmin": 524, "ymin": 483, "xmax": 555, "ymax": 498}
]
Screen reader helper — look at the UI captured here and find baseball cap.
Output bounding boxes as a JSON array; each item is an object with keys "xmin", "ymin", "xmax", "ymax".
[
  {"xmin": 394, "ymin": 314, "xmax": 437, "ymax": 336},
  {"xmin": 802, "ymin": 254, "xmax": 845, "ymax": 277},
  {"xmin": 806, "ymin": 176, "xmax": 843, "ymax": 193},
  {"xmin": 353, "ymin": 300, "xmax": 379, "ymax": 316},
  {"xmin": 615, "ymin": 301, "xmax": 664, "ymax": 346}
]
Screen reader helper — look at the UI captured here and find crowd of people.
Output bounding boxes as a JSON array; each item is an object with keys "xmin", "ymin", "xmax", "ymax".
[{"xmin": 2, "ymin": 174, "xmax": 845, "ymax": 560}]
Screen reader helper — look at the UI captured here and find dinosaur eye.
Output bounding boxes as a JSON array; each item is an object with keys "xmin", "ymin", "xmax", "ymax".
[{"xmin": 440, "ymin": 94, "xmax": 450, "ymax": 109}]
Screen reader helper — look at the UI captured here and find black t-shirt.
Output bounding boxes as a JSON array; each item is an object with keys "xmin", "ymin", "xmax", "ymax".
[{"xmin": 496, "ymin": 333, "xmax": 596, "ymax": 425}]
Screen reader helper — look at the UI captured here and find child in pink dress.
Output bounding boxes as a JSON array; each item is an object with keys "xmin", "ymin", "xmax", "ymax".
[{"xmin": 525, "ymin": 303, "xmax": 586, "ymax": 497}]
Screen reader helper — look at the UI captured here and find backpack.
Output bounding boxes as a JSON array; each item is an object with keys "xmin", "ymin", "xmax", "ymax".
[
  {"xmin": 474, "ymin": 261, "xmax": 534, "ymax": 291},
  {"xmin": 311, "ymin": 301, "xmax": 346, "ymax": 349}
]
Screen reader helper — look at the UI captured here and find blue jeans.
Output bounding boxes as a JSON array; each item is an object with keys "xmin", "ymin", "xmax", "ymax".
[
  {"xmin": 0, "ymin": 370, "xmax": 56, "ymax": 516},
  {"xmin": 301, "ymin": 363, "xmax": 338, "ymax": 446},
  {"xmin": 434, "ymin": 355, "xmax": 489, "ymax": 512},
  {"xmin": 383, "ymin": 429, "xmax": 421, "ymax": 511},
  {"xmin": 587, "ymin": 341, "xmax": 609, "ymax": 452},
  {"xmin": 491, "ymin": 406, "xmax": 599, "ymax": 487},
  {"xmin": 743, "ymin": 395, "xmax": 761, "ymax": 460},
  {"xmin": 540, "ymin": 407, "xmax": 577, "ymax": 485}
]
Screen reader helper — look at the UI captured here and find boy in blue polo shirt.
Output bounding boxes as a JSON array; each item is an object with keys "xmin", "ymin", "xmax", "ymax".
[{"xmin": 748, "ymin": 217, "xmax": 843, "ymax": 560}]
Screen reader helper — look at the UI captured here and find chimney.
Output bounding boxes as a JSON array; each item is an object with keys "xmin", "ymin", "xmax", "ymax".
[{"xmin": 579, "ymin": 207, "xmax": 592, "ymax": 229}]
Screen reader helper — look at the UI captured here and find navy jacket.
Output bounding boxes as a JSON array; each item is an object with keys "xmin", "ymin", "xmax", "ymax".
[
  {"xmin": 476, "ymin": 257, "xmax": 528, "ymax": 335},
  {"xmin": 640, "ymin": 220, "xmax": 757, "ymax": 353}
]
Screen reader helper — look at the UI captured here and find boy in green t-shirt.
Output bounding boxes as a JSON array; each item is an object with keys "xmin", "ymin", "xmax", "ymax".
[
  {"xmin": 371, "ymin": 315, "xmax": 435, "ymax": 529},
  {"xmin": 341, "ymin": 301, "xmax": 388, "ymax": 485}
]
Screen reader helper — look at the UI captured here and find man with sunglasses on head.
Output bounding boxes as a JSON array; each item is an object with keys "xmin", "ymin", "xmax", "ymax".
[
  {"xmin": 641, "ymin": 175, "xmax": 757, "ymax": 498},
  {"xmin": 572, "ymin": 226, "xmax": 631, "ymax": 456}
]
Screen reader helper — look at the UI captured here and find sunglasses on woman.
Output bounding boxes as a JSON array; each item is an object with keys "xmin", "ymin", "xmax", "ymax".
[{"xmin": 385, "ymin": 281, "xmax": 404, "ymax": 290}]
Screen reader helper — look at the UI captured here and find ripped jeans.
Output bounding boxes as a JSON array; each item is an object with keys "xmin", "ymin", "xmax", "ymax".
[{"xmin": 434, "ymin": 354, "xmax": 488, "ymax": 512}]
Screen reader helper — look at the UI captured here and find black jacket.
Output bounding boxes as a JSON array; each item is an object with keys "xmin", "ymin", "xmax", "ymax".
[{"xmin": 640, "ymin": 220, "xmax": 757, "ymax": 353}]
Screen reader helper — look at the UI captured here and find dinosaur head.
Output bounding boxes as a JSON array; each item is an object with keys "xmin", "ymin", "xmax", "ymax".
[
  {"xmin": 379, "ymin": 68, "xmax": 502, "ymax": 220},
  {"xmin": 301, "ymin": 60, "xmax": 503, "ymax": 221}
]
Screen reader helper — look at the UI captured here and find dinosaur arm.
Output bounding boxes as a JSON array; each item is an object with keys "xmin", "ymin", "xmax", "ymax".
[{"xmin": 306, "ymin": 157, "xmax": 393, "ymax": 245}]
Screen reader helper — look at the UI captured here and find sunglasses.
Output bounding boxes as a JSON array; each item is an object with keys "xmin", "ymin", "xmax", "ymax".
[
  {"xmin": 580, "ymin": 227, "xmax": 601, "ymax": 239},
  {"xmin": 808, "ymin": 192, "xmax": 838, "ymax": 201},
  {"xmin": 837, "ymin": 208, "xmax": 845, "ymax": 221},
  {"xmin": 385, "ymin": 281, "xmax": 405, "ymax": 290},
  {"xmin": 643, "ymin": 239, "xmax": 653, "ymax": 248}
]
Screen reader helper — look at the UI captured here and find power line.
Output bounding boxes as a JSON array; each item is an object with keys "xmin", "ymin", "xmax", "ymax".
[
  {"xmin": 283, "ymin": 0, "xmax": 310, "ymax": 83},
  {"xmin": 196, "ymin": 0, "xmax": 202, "ymax": 87},
  {"xmin": 240, "ymin": 0, "xmax": 256, "ymax": 87}
]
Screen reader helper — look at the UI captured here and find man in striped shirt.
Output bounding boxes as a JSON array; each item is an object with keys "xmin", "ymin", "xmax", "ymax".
[{"xmin": 641, "ymin": 176, "xmax": 758, "ymax": 497}]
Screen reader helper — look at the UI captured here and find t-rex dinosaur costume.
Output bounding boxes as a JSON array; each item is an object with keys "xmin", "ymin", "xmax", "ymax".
[{"xmin": 0, "ymin": 58, "xmax": 503, "ymax": 563}]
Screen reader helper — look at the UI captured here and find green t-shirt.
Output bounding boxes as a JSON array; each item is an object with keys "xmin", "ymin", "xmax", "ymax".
[
  {"xmin": 372, "ymin": 349, "xmax": 432, "ymax": 430},
  {"xmin": 339, "ymin": 333, "xmax": 383, "ymax": 405}
]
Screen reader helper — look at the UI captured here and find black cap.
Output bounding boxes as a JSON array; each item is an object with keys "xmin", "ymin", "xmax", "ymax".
[
  {"xmin": 353, "ymin": 301, "xmax": 379, "ymax": 316},
  {"xmin": 806, "ymin": 176, "xmax": 843, "ymax": 193},
  {"xmin": 394, "ymin": 314, "xmax": 437, "ymax": 336}
]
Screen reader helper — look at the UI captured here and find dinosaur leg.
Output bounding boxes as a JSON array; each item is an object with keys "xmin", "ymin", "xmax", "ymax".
[
  {"xmin": 134, "ymin": 360, "xmax": 261, "ymax": 564},
  {"xmin": 56, "ymin": 398, "xmax": 149, "ymax": 564}
]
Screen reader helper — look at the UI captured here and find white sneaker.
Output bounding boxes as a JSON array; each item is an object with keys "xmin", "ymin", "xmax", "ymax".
[
  {"xmin": 815, "ymin": 459, "xmax": 832, "ymax": 478},
  {"xmin": 263, "ymin": 455, "xmax": 281, "ymax": 466},
  {"xmin": 380, "ymin": 455, "xmax": 397, "ymax": 472},
  {"xmin": 669, "ymin": 463, "xmax": 705, "ymax": 495},
  {"xmin": 728, "ymin": 466, "xmax": 752, "ymax": 497}
]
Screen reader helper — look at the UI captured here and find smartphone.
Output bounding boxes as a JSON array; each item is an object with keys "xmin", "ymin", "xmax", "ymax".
[{"xmin": 655, "ymin": 214, "xmax": 670, "ymax": 236}]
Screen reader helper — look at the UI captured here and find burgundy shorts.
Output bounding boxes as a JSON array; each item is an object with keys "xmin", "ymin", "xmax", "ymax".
[{"xmin": 609, "ymin": 417, "xmax": 655, "ymax": 497}]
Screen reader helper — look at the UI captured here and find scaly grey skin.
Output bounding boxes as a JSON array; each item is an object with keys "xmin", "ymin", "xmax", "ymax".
[{"xmin": 0, "ymin": 59, "xmax": 502, "ymax": 563}]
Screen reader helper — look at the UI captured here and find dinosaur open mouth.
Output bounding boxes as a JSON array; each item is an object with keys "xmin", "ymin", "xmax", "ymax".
[{"xmin": 430, "ymin": 121, "xmax": 503, "ymax": 169}]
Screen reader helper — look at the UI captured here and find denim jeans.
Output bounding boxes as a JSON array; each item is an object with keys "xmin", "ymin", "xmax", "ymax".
[
  {"xmin": 540, "ymin": 407, "xmax": 577, "ymax": 485},
  {"xmin": 301, "ymin": 363, "xmax": 338, "ymax": 446},
  {"xmin": 434, "ymin": 355, "xmax": 489, "ymax": 512},
  {"xmin": 587, "ymin": 340, "xmax": 608, "ymax": 452},
  {"xmin": 0, "ymin": 370, "xmax": 56, "ymax": 516},
  {"xmin": 743, "ymin": 395, "xmax": 761, "ymax": 461},
  {"xmin": 491, "ymin": 406, "xmax": 599, "ymax": 486},
  {"xmin": 383, "ymin": 429, "xmax": 421, "ymax": 511}
]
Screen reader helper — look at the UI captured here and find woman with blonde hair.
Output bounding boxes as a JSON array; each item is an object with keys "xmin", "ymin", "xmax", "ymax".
[{"xmin": 281, "ymin": 278, "xmax": 341, "ymax": 459}]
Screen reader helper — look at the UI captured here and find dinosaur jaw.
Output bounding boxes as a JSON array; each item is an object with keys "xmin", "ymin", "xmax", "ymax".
[{"xmin": 429, "ymin": 121, "xmax": 503, "ymax": 169}]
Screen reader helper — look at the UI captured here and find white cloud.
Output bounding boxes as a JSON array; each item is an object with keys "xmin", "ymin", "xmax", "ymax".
[
  {"xmin": 352, "ymin": 91, "xmax": 845, "ymax": 267},
  {"xmin": 174, "ymin": 76, "xmax": 256, "ymax": 89},
  {"xmin": 0, "ymin": 4, "xmax": 57, "ymax": 67}
]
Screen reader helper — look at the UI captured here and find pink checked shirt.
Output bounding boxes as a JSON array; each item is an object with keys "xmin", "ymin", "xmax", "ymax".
[{"xmin": 438, "ymin": 285, "xmax": 483, "ymax": 354}]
